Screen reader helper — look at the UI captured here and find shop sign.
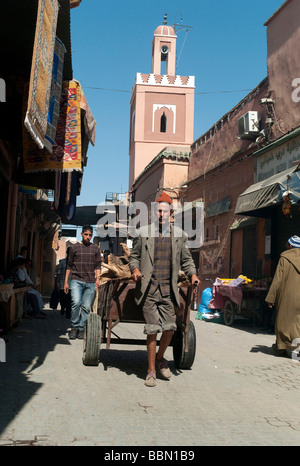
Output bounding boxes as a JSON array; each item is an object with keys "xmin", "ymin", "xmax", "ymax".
[{"xmin": 256, "ymin": 134, "xmax": 300, "ymax": 182}]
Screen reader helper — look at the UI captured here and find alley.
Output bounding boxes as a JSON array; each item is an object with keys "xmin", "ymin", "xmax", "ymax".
[{"xmin": 1, "ymin": 304, "xmax": 300, "ymax": 447}]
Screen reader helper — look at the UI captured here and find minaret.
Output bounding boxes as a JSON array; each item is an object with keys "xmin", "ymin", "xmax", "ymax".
[
  {"xmin": 129, "ymin": 14, "xmax": 195, "ymax": 189},
  {"xmin": 151, "ymin": 14, "xmax": 177, "ymax": 76}
]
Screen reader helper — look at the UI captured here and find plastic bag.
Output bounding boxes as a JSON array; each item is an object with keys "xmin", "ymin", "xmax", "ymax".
[
  {"xmin": 201, "ymin": 311, "xmax": 224, "ymax": 324},
  {"xmin": 195, "ymin": 287, "xmax": 213, "ymax": 319}
]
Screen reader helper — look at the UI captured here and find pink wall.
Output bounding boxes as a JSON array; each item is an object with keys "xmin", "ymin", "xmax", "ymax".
[
  {"xmin": 129, "ymin": 77, "xmax": 194, "ymax": 188},
  {"xmin": 189, "ymin": 79, "xmax": 268, "ymax": 181},
  {"xmin": 133, "ymin": 152, "xmax": 189, "ymax": 207},
  {"xmin": 266, "ymin": 0, "xmax": 300, "ymax": 136},
  {"xmin": 186, "ymin": 80, "xmax": 270, "ymax": 282},
  {"xmin": 187, "ymin": 154, "xmax": 255, "ymax": 280}
]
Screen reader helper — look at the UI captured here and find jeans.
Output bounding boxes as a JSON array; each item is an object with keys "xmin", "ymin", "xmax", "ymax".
[{"xmin": 70, "ymin": 280, "xmax": 95, "ymax": 330}]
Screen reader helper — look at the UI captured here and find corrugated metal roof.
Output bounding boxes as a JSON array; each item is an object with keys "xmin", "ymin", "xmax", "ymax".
[{"xmin": 62, "ymin": 205, "xmax": 108, "ymax": 226}]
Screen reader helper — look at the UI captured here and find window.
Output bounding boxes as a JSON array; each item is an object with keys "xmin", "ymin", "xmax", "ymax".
[
  {"xmin": 205, "ymin": 227, "xmax": 209, "ymax": 242},
  {"xmin": 215, "ymin": 225, "xmax": 219, "ymax": 240},
  {"xmin": 160, "ymin": 112, "xmax": 167, "ymax": 133}
]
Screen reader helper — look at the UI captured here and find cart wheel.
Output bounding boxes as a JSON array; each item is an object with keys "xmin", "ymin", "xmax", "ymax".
[
  {"xmin": 223, "ymin": 300, "xmax": 235, "ymax": 326},
  {"xmin": 82, "ymin": 313, "xmax": 102, "ymax": 366},
  {"xmin": 173, "ymin": 321, "xmax": 196, "ymax": 369}
]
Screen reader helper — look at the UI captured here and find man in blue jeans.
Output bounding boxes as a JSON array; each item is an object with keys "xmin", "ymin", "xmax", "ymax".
[{"xmin": 64, "ymin": 225, "xmax": 102, "ymax": 339}]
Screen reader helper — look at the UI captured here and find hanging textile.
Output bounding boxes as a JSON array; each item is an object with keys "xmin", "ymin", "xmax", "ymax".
[
  {"xmin": 51, "ymin": 80, "xmax": 82, "ymax": 171},
  {"xmin": 55, "ymin": 171, "xmax": 80, "ymax": 222},
  {"xmin": 24, "ymin": 0, "xmax": 59, "ymax": 149},
  {"xmin": 23, "ymin": 80, "xmax": 83, "ymax": 172},
  {"xmin": 44, "ymin": 37, "xmax": 66, "ymax": 150}
]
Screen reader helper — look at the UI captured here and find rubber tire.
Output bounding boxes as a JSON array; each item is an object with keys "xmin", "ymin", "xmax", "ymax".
[
  {"xmin": 173, "ymin": 321, "xmax": 196, "ymax": 369},
  {"xmin": 223, "ymin": 300, "xmax": 235, "ymax": 326},
  {"xmin": 82, "ymin": 313, "xmax": 102, "ymax": 366}
]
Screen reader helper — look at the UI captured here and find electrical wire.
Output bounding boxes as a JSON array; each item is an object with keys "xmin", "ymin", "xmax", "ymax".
[
  {"xmin": 81, "ymin": 85, "xmax": 253, "ymax": 95},
  {"xmin": 82, "ymin": 86, "xmax": 130, "ymax": 93},
  {"xmin": 196, "ymin": 89, "xmax": 252, "ymax": 95}
]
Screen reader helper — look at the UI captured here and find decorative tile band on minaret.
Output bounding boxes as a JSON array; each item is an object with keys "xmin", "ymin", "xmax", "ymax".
[{"xmin": 135, "ymin": 73, "xmax": 195, "ymax": 87}]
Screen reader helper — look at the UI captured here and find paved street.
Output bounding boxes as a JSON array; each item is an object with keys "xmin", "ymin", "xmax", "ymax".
[{"xmin": 1, "ymin": 303, "xmax": 300, "ymax": 447}]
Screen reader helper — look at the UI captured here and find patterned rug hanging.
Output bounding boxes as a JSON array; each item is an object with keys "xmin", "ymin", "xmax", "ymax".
[
  {"xmin": 51, "ymin": 80, "xmax": 82, "ymax": 171},
  {"xmin": 24, "ymin": 0, "xmax": 59, "ymax": 149},
  {"xmin": 23, "ymin": 80, "xmax": 82, "ymax": 172}
]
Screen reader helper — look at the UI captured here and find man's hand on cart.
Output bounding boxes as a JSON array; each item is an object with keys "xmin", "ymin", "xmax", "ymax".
[
  {"xmin": 191, "ymin": 274, "xmax": 200, "ymax": 310},
  {"xmin": 132, "ymin": 268, "xmax": 144, "ymax": 282},
  {"xmin": 191, "ymin": 274, "xmax": 200, "ymax": 287},
  {"xmin": 95, "ymin": 277, "xmax": 101, "ymax": 289}
]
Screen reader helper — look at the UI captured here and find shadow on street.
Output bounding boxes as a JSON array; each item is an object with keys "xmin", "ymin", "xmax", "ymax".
[{"xmin": 0, "ymin": 302, "xmax": 70, "ymax": 436}]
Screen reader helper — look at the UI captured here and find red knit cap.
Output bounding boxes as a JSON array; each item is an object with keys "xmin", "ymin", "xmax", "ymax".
[{"xmin": 155, "ymin": 191, "xmax": 173, "ymax": 204}]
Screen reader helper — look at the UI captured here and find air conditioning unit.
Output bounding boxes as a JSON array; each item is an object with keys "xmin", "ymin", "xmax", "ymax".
[{"xmin": 238, "ymin": 111, "xmax": 261, "ymax": 140}]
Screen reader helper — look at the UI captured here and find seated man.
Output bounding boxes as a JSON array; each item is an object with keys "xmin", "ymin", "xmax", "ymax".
[
  {"xmin": 15, "ymin": 258, "xmax": 45, "ymax": 316},
  {"xmin": 23, "ymin": 292, "xmax": 46, "ymax": 319},
  {"xmin": 16, "ymin": 246, "xmax": 28, "ymax": 259}
]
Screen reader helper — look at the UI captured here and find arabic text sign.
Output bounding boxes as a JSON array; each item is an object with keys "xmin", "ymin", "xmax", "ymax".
[{"xmin": 256, "ymin": 134, "xmax": 300, "ymax": 182}]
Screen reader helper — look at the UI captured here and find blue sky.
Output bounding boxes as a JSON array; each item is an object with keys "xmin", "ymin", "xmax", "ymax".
[{"xmin": 70, "ymin": 0, "xmax": 284, "ymax": 207}]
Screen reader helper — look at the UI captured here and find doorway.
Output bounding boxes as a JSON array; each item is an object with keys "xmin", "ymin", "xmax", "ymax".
[{"xmin": 242, "ymin": 226, "xmax": 257, "ymax": 277}]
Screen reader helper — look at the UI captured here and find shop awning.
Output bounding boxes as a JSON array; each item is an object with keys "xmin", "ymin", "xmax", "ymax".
[
  {"xmin": 235, "ymin": 166, "xmax": 300, "ymax": 217},
  {"xmin": 62, "ymin": 205, "xmax": 115, "ymax": 226}
]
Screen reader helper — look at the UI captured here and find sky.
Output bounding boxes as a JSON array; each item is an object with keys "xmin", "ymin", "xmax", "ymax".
[{"xmin": 70, "ymin": 0, "xmax": 285, "ymax": 208}]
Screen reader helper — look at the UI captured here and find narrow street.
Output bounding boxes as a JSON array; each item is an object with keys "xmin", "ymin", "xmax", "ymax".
[{"xmin": 1, "ymin": 303, "xmax": 300, "ymax": 447}]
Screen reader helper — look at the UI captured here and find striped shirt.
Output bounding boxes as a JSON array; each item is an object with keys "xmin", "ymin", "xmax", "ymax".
[{"xmin": 67, "ymin": 242, "xmax": 102, "ymax": 283}]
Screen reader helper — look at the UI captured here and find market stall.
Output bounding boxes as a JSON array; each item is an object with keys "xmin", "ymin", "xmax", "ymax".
[{"xmin": 208, "ymin": 276, "xmax": 271, "ymax": 326}]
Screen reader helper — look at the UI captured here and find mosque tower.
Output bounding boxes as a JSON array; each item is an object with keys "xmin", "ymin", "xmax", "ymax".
[{"xmin": 128, "ymin": 15, "xmax": 195, "ymax": 189}]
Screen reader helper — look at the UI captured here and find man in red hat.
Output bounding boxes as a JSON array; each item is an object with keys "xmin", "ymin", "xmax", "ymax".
[{"xmin": 130, "ymin": 192, "xmax": 200, "ymax": 387}]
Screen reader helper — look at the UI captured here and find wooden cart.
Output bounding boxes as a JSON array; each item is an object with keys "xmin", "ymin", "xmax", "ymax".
[
  {"xmin": 211, "ymin": 283, "xmax": 268, "ymax": 326},
  {"xmin": 82, "ymin": 279, "xmax": 197, "ymax": 369}
]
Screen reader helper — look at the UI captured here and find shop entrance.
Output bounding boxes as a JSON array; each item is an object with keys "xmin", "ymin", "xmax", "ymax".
[
  {"xmin": 242, "ymin": 225, "xmax": 257, "ymax": 277},
  {"xmin": 271, "ymin": 204, "xmax": 300, "ymax": 264}
]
